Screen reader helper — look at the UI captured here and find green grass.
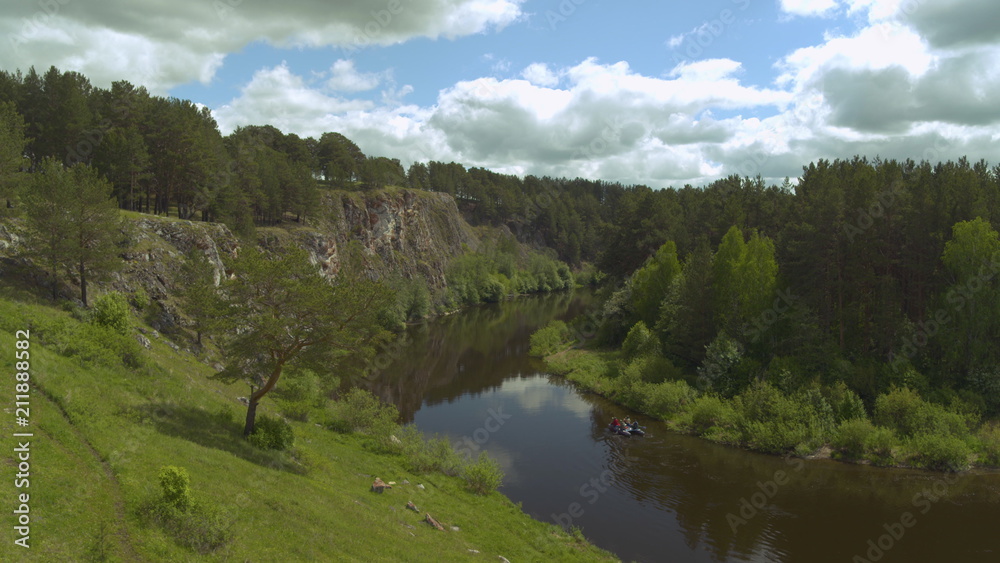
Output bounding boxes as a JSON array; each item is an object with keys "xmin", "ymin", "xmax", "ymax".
[{"xmin": 0, "ymin": 289, "xmax": 616, "ymax": 562}]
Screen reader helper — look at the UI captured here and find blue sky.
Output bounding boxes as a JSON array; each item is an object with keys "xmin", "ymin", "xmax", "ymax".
[{"xmin": 3, "ymin": 0, "xmax": 1000, "ymax": 187}]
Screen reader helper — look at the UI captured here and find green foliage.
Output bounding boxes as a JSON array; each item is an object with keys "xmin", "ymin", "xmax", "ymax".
[
  {"xmin": 629, "ymin": 241, "xmax": 681, "ymax": 327},
  {"xmin": 158, "ymin": 466, "xmax": 192, "ymax": 511},
  {"xmin": 621, "ymin": 321, "xmax": 660, "ymax": 362},
  {"xmin": 446, "ymin": 243, "xmax": 572, "ymax": 308},
  {"xmin": 825, "ymin": 382, "xmax": 868, "ymax": 423},
  {"xmin": 642, "ymin": 380, "xmax": 697, "ymax": 419},
  {"xmin": 636, "ymin": 355, "xmax": 681, "ymax": 384},
  {"xmin": 967, "ymin": 367, "xmax": 1000, "ymax": 416},
  {"xmin": 697, "ymin": 333, "xmax": 744, "ymax": 395},
  {"xmin": 400, "ymin": 428, "xmax": 465, "ymax": 476},
  {"xmin": 212, "ymin": 246, "xmax": 392, "ymax": 435},
  {"xmin": 975, "ymin": 424, "xmax": 1000, "ymax": 467},
  {"xmin": 63, "ymin": 320, "xmax": 146, "ymax": 369},
  {"xmin": 865, "ymin": 426, "xmax": 900, "ymax": 467},
  {"xmin": 0, "ymin": 100, "xmax": 27, "ymax": 197},
  {"xmin": 131, "ymin": 286, "xmax": 150, "ymax": 311},
  {"xmin": 142, "ymin": 465, "xmax": 235, "ymax": 554},
  {"xmin": 380, "ymin": 275, "xmax": 433, "ymax": 330},
  {"xmin": 247, "ymin": 414, "xmax": 295, "ymax": 451},
  {"xmin": 874, "ymin": 387, "xmax": 969, "ymax": 439},
  {"xmin": 735, "ymin": 382, "xmax": 831, "ymax": 454},
  {"xmin": 529, "ymin": 320, "xmax": 571, "ymax": 357},
  {"xmin": 907, "ymin": 433, "xmax": 971, "ymax": 472},
  {"xmin": 276, "ymin": 369, "xmax": 323, "ymax": 421},
  {"xmin": 328, "ymin": 387, "xmax": 400, "ymax": 451},
  {"xmin": 831, "ymin": 418, "xmax": 878, "ymax": 460},
  {"xmin": 684, "ymin": 395, "xmax": 736, "ymax": 435},
  {"xmin": 462, "ymin": 451, "xmax": 505, "ymax": 495},
  {"xmin": 177, "ymin": 249, "xmax": 219, "ymax": 344},
  {"xmin": 90, "ymin": 291, "xmax": 131, "ymax": 336},
  {"xmin": 22, "ymin": 158, "xmax": 127, "ymax": 305}
]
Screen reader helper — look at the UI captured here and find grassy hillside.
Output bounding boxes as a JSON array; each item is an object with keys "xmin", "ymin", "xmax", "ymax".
[{"xmin": 0, "ymin": 284, "xmax": 616, "ymax": 562}]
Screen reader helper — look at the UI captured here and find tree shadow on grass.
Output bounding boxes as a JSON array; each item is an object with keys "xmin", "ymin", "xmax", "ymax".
[{"xmin": 136, "ymin": 402, "xmax": 308, "ymax": 475}]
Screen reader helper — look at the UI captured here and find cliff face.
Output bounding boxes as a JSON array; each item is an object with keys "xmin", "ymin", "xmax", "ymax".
[
  {"xmin": 97, "ymin": 188, "xmax": 478, "ymax": 331},
  {"xmin": 286, "ymin": 188, "xmax": 480, "ymax": 288}
]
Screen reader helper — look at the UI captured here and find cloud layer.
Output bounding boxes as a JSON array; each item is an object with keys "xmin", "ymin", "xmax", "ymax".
[
  {"xmin": 0, "ymin": 0, "xmax": 526, "ymax": 92},
  {"xmin": 3, "ymin": 0, "xmax": 1000, "ymax": 188}
]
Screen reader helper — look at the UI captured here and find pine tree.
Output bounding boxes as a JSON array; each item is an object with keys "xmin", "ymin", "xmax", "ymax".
[
  {"xmin": 210, "ymin": 247, "xmax": 393, "ymax": 436},
  {"xmin": 22, "ymin": 159, "xmax": 126, "ymax": 305}
]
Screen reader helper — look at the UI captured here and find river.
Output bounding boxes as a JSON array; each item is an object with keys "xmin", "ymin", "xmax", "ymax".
[{"xmin": 364, "ymin": 289, "xmax": 1000, "ymax": 563}]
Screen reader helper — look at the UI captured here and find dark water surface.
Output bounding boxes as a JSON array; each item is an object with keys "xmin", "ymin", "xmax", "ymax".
[{"xmin": 365, "ymin": 290, "xmax": 1000, "ymax": 563}]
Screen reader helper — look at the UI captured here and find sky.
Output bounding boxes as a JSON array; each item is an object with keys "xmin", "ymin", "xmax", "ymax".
[{"xmin": 2, "ymin": 0, "xmax": 1000, "ymax": 188}]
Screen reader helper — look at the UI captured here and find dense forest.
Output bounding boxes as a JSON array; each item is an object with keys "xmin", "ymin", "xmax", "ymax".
[{"xmin": 3, "ymin": 65, "xmax": 1000, "ymax": 420}]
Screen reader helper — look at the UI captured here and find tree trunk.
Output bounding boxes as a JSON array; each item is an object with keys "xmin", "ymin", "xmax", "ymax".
[
  {"xmin": 79, "ymin": 260, "xmax": 88, "ymax": 307},
  {"xmin": 243, "ymin": 399, "xmax": 259, "ymax": 437}
]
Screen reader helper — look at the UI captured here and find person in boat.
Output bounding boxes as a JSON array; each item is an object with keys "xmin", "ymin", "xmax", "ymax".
[{"xmin": 611, "ymin": 417, "xmax": 621, "ymax": 428}]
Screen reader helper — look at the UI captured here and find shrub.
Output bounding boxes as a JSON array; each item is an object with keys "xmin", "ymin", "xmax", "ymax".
[
  {"xmin": 866, "ymin": 426, "xmax": 899, "ymax": 467},
  {"xmin": 529, "ymin": 321, "xmax": 571, "ymax": 357},
  {"xmin": 62, "ymin": 322, "xmax": 146, "ymax": 369},
  {"xmin": 328, "ymin": 388, "xmax": 400, "ymax": 451},
  {"xmin": 90, "ymin": 291, "xmax": 131, "ymax": 336},
  {"xmin": 697, "ymin": 334, "xmax": 743, "ymax": 396},
  {"xmin": 685, "ymin": 395, "xmax": 736, "ymax": 434},
  {"xmin": 411, "ymin": 435, "xmax": 465, "ymax": 476},
  {"xmin": 907, "ymin": 433, "xmax": 971, "ymax": 472},
  {"xmin": 331, "ymin": 388, "xmax": 399, "ymax": 432},
  {"xmin": 480, "ymin": 275, "xmax": 507, "ymax": 303},
  {"xmin": 741, "ymin": 420, "xmax": 814, "ymax": 454},
  {"xmin": 831, "ymin": 418, "xmax": 876, "ymax": 460},
  {"xmin": 735, "ymin": 382, "xmax": 830, "ymax": 454},
  {"xmin": 158, "ymin": 466, "xmax": 192, "ymax": 511},
  {"xmin": 131, "ymin": 286, "xmax": 151, "ymax": 311},
  {"xmin": 874, "ymin": 387, "xmax": 969, "ymax": 438},
  {"xmin": 976, "ymin": 423, "xmax": 1000, "ymax": 467},
  {"xmin": 143, "ymin": 466, "xmax": 233, "ymax": 554},
  {"xmin": 621, "ymin": 321, "xmax": 659, "ymax": 362},
  {"xmin": 462, "ymin": 451, "xmax": 504, "ymax": 495},
  {"xmin": 643, "ymin": 380, "xmax": 697, "ymax": 419},
  {"xmin": 247, "ymin": 414, "xmax": 294, "ymax": 450},
  {"xmin": 826, "ymin": 382, "xmax": 868, "ymax": 423}
]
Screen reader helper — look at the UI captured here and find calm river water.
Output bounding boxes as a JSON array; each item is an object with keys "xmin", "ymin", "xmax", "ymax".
[{"xmin": 364, "ymin": 290, "xmax": 1000, "ymax": 563}]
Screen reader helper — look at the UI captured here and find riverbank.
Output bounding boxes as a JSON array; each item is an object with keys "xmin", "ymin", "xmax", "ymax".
[
  {"xmin": 542, "ymin": 346, "xmax": 1000, "ymax": 473},
  {"xmin": 0, "ymin": 288, "xmax": 616, "ymax": 561}
]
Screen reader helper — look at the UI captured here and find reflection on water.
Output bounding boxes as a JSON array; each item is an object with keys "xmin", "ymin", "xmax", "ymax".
[{"xmin": 364, "ymin": 290, "xmax": 1000, "ymax": 563}]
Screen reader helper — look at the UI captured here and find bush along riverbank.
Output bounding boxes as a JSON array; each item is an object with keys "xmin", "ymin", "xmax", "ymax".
[{"xmin": 533, "ymin": 323, "xmax": 1000, "ymax": 473}]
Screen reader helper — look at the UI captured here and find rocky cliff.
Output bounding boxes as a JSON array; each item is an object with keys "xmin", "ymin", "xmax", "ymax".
[
  {"xmin": 0, "ymin": 188, "xmax": 481, "ymax": 335},
  {"xmin": 125, "ymin": 188, "xmax": 480, "ymax": 330},
  {"xmin": 269, "ymin": 188, "xmax": 480, "ymax": 288}
]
